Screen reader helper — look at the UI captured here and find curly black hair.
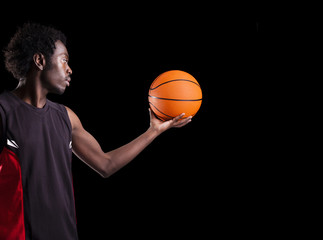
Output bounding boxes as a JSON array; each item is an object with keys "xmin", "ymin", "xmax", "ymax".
[{"xmin": 3, "ymin": 22, "xmax": 67, "ymax": 81}]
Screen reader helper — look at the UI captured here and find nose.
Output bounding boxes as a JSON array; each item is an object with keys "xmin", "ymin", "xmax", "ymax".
[{"xmin": 67, "ymin": 64, "xmax": 72, "ymax": 75}]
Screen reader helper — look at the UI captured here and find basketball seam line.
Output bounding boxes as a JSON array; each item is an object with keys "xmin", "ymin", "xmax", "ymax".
[
  {"xmin": 149, "ymin": 101, "xmax": 197, "ymax": 120},
  {"xmin": 148, "ymin": 101, "xmax": 175, "ymax": 119},
  {"xmin": 148, "ymin": 95, "xmax": 202, "ymax": 102},
  {"xmin": 149, "ymin": 79, "xmax": 200, "ymax": 90}
]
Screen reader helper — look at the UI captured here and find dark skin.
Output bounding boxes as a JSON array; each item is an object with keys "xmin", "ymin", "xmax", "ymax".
[{"xmin": 0, "ymin": 40, "xmax": 192, "ymax": 178}]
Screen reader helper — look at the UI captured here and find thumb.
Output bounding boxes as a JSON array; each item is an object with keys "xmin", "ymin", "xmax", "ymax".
[
  {"xmin": 148, "ymin": 108, "xmax": 159, "ymax": 120},
  {"xmin": 148, "ymin": 108, "xmax": 155, "ymax": 121}
]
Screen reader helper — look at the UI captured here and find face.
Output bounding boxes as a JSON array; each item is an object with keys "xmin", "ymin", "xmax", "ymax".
[{"xmin": 41, "ymin": 40, "xmax": 72, "ymax": 95}]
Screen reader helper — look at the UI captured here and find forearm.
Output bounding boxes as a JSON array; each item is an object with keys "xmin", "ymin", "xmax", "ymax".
[
  {"xmin": 69, "ymin": 106, "xmax": 190, "ymax": 178},
  {"xmin": 104, "ymin": 127, "xmax": 160, "ymax": 177}
]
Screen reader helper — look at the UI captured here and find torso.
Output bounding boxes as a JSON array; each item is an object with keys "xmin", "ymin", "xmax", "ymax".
[{"xmin": 0, "ymin": 91, "xmax": 78, "ymax": 240}]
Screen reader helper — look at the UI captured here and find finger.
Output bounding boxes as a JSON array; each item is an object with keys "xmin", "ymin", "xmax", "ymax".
[
  {"xmin": 172, "ymin": 113, "xmax": 185, "ymax": 122},
  {"xmin": 173, "ymin": 116, "xmax": 192, "ymax": 128},
  {"xmin": 174, "ymin": 119, "xmax": 191, "ymax": 128},
  {"xmin": 148, "ymin": 108, "xmax": 157, "ymax": 120},
  {"xmin": 148, "ymin": 108, "xmax": 152, "ymax": 121},
  {"xmin": 149, "ymin": 108, "xmax": 165, "ymax": 123}
]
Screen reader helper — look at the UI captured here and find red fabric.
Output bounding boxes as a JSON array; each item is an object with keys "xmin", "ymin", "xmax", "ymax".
[{"xmin": 0, "ymin": 147, "xmax": 25, "ymax": 239}]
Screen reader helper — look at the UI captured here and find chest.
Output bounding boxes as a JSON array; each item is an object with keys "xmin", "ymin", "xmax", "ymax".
[{"xmin": 5, "ymin": 109, "xmax": 72, "ymax": 159}]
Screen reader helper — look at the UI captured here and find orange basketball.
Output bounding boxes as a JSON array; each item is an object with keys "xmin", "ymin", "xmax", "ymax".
[{"xmin": 148, "ymin": 70, "xmax": 202, "ymax": 121}]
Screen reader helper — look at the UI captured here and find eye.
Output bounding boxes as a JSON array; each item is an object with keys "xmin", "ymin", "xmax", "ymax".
[{"xmin": 62, "ymin": 57, "xmax": 69, "ymax": 64}]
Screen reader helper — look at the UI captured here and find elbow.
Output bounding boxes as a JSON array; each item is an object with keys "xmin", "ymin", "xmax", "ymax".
[
  {"xmin": 100, "ymin": 170, "xmax": 113, "ymax": 179},
  {"xmin": 99, "ymin": 156, "xmax": 117, "ymax": 179},
  {"xmin": 100, "ymin": 172, "xmax": 110, "ymax": 179},
  {"xmin": 98, "ymin": 169, "xmax": 109, "ymax": 178}
]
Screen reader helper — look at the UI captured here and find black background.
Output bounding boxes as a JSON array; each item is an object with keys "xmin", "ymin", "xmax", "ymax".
[{"xmin": 0, "ymin": 3, "xmax": 268, "ymax": 239}]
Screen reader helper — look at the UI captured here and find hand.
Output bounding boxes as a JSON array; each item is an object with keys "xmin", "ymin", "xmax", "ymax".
[{"xmin": 148, "ymin": 108, "xmax": 192, "ymax": 135}]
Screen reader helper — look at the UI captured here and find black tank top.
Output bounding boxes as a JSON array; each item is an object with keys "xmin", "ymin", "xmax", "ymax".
[{"xmin": 0, "ymin": 91, "xmax": 78, "ymax": 240}]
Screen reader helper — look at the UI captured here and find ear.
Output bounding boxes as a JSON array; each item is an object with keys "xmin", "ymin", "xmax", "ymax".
[{"xmin": 33, "ymin": 53, "xmax": 46, "ymax": 71}]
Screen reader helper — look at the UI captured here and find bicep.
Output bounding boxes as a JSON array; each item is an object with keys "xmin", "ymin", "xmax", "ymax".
[
  {"xmin": 65, "ymin": 106, "xmax": 110, "ymax": 176},
  {"xmin": 72, "ymin": 127, "xmax": 106, "ymax": 163}
]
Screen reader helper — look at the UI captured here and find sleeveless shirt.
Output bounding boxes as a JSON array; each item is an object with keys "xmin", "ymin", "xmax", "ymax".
[{"xmin": 0, "ymin": 91, "xmax": 78, "ymax": 240}]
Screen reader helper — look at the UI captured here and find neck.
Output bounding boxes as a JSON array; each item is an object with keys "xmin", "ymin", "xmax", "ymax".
[{"xmin": 13, "ymin": 79, "xmax": 48, "ymax": 108}]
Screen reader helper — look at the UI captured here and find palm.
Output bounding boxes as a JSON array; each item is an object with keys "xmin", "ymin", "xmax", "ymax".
[{"xmin": 148, "ymin": 109, "xmax": 192, "ymax": 134}]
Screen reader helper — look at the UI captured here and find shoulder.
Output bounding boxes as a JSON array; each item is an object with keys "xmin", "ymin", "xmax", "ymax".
[
  {"xmin": 0, "ymin": 91, "xmax": 8, "ymax": 101},
  {"xmin": 0, "ymin": 91, "xmax": 21, "ymax": 122},
  {"xmin": 0, "ymin": 91, "xmax": 18, "ymax": 111},
  {"xmin": 64, "ymin": 106, "xmax": 83, "ymax": 131},
  {"xmin": 47, "ymin": 99, "xmax": 68, "ymax": 115}
]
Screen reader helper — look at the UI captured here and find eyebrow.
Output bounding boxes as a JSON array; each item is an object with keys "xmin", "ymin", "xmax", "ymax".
[{"xmin": 59, "ymin": 53, "xmax": 69, "ymax": 58}]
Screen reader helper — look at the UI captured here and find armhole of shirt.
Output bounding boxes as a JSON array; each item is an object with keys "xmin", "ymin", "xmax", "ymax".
[
  {"xmin": 47, "ymin": 101, "xmax": 72, "ymax": 137},
  {"xmin": 62, "ymin": 105, "xmax": 72, "ymax": 135},
  {"xmin": 53, "ymin": 102, "xmax": 73, "ymax": 140}
]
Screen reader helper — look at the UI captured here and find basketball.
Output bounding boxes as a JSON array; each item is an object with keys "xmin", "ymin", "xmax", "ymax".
[{"xmin": 148, "ymin": 70, "xmax": 202, "ymax": 121}]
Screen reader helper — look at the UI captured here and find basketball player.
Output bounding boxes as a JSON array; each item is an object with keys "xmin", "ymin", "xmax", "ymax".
[{"xmin": 0, "ymin": 23, "xmax": 191, "ymax": 240}]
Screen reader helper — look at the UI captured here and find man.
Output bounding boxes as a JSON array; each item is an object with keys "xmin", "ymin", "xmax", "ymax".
[{"xmin": 0, "ymin": 23, "xmax": 191, "ymax": 240}]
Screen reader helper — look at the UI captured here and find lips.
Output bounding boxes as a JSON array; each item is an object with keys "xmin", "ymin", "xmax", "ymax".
[{"xmin": 65, "ymin": 77, "xmax": 71, "ymax": 86}]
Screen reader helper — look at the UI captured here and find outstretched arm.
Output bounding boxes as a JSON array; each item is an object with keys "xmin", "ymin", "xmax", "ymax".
[{"xmin": 66, "ymin": 107, "xmax": 191, "ymax": 178}]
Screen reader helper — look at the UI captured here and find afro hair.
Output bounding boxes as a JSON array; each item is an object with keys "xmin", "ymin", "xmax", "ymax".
[{"xmin": 3, "ymin": 22, "xmax": 67, "ymax": 81}]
